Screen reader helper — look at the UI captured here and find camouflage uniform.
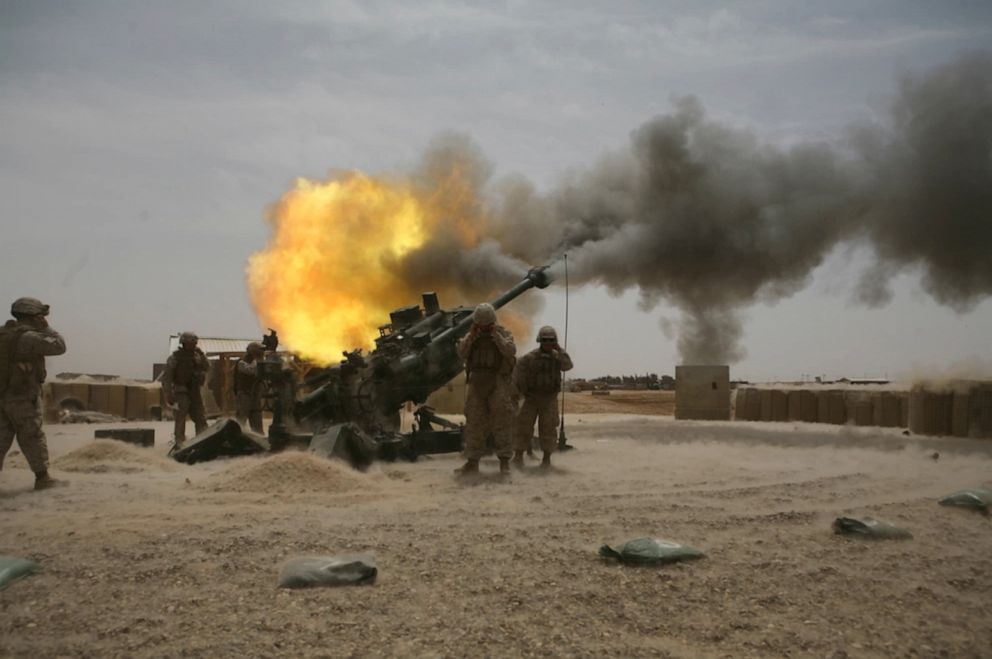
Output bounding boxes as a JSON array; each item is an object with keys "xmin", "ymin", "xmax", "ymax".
[
  {"xmin": 162, "ymin": 338, "xmax": 209, "ymax": 445},
  {"xmin": 456, "ymin": 317, "xmax": 516, "ymax": 466},
  {"xmin": 513, "ymin": 327, "xmax": 572, "ymax": 460},
  {"xmin": 0, "ymin": 300, "xmax": 67, "ymax": 479},
  {"xmin": 234, "ymin": 343, "xmax": 264, "ymax": 434}
]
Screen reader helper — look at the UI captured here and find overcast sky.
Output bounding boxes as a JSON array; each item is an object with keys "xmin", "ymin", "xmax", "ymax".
[{"xmin": 2, "ymin": 1, "xmax": 990, "ymax": 381}]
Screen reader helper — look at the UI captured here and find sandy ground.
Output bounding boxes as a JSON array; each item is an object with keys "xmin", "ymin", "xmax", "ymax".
[{"xmin": 2, "ymin": 411, "xmax": 991, "ymax": 658}]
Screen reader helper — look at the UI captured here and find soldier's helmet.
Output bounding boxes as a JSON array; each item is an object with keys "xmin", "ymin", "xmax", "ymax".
[
  {"xmin": 473, "ymin": 303, "xmax": 497, "ymax": 326},
  {"xmin": 537, "ymin": 325, "xmax": 558, "ymax": 343},
  {"xmin": 11, "ymin": 297, "xmax": 50, "ymax": 317},
  {"xmin": 247, "ymin": 341, "xmax": 264, "ymax": 354},
  {"xmin": 179, "ymin": 331, "xmax": 199, "ymax": 346}
]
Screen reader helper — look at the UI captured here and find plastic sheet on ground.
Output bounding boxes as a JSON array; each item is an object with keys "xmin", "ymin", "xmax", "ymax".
[
  {"xmin": 832, "ymin": 516, "xmax": 913, "ymax": 539},
  {"xmin": 0, "ymin": 556, "xmax": 39, "ymax": 589},
  {"xmin": 599, "ymin": 537, "xmax": 705, "ymax": 565},
  {"xmin": 938, "ymin": 488, "xmax": 992, "ymax": 515},
  {"xmin": 277, "ymin": 555, "xmax": 377, "ymax": 588}
]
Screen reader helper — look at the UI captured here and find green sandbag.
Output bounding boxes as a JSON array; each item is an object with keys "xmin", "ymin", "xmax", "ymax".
[
  {"xmin": 277, "ymin": 555, "xmax": 377, "ymax": 589},
  {"xmin": 833, "ymin": 517, "xmax": 912, "ymax": 539},
  {"xmin": 0, "ymin": 556, "xmax": 40, "ymax": 589},
  {"xmin": 938, "ymin": 488, "xmax": 992, "ymax": 515},
  {"xmin": 599, "ymin": 537, "xmax": 705, "ymax": 565}
]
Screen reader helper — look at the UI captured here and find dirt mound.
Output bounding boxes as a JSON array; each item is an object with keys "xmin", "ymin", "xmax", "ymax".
[
  {"xmin": 53, "ymin": 440, "xmax": 176, "ymax": 473},
  {"xmin": 210, "ymin": 452, "xmax": 368, "ymax": 494}
]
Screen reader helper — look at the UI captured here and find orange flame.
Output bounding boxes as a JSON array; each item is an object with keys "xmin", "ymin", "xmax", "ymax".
[{"xmin": 247, "ymin": 170, "xmax": 486, "ymax": 364}]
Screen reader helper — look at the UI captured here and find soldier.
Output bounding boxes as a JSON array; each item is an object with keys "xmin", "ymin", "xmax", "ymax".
[
  {"xmin": 162, "ymin": 331, "xmax": 209, "ymax": 449},
  {"xmin": 455, "ymin": 303, "xmax": 516, "ymax": 475},
  {"xmin": 512, "ymin": 325, "xmax": 573, "ymax": 468},
  {"xmin": 0, "ymin": 297, "xmax": 67, "ymax": 490},
  {"xmin": 233, "ymin": 341, "xmax": 265, "ymax": 434}
]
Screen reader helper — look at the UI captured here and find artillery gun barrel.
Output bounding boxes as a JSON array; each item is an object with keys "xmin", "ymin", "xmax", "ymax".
[{"xmin": 432, "ymin": 264, "xmax": 552, "ymax": 345}]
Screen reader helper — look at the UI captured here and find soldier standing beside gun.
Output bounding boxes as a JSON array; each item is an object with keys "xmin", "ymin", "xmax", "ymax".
[
  {"xmin": 162, "ymin": 331, "xmax": 209, "ymax": 450},
  {"xmin": 455, "ymin": 303, "xmax": 516, "ymax": 475},
  {"xmin": 233, "ymin": 341, "xmax": 265, "ymax": 434},
  {"xmin": 512, "ymin": 326, "xmax": 572, "ymax": 469},
  {"xmin": 0, "ymin": 297, "xmax": 67, "ymax": 490}
]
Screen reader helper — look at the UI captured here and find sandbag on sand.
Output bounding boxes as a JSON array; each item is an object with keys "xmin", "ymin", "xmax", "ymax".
[
  {"xmin": 833, "ymin": 517, "xmax": 912, "ymax": 539},
  {"xmin": 277, "ymin": 555, "xmax": 377, "ymax": 588},
  {"xmin": 0, "ymin": 556, "xmax": 39, "ymax": 589},
  {"xmin": 599, "ymin": 537, "xmax": 705, "ymax": 565},
  {"xmin": 53, "ymin": 440, "xmax": 176, "ymax": 473},
  {"xmin": 209, "ymin": 452, "xmax": 368, "ymax": 494},
  {"xmin": 938, "ymin": 488, "xmax": 992, "ymax": 515}
]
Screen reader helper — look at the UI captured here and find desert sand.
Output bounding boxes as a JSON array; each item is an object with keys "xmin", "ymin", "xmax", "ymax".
[{"xmin": 2, "ymin": 398, "xmax": 991, "ymax": 658}]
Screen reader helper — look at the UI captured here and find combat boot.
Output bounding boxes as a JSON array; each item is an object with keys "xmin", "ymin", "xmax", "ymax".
[
  {"xmin": 454, "ymin": 459, "xmax": 479, "ymax": 475},
  {"xmin": 33, "ymin": 472, "xmax": 67, "ymax": 491},
  {"xmin": 540, "ymin": 452, "xmax": 551, "ymax": 469},
  {"xmin": 511, "ymin": 450, "xmax": 525, "ymax": 466},
  {"xmin": 499, "ymin": 457, "xmax": 511, "ymax": 475}
]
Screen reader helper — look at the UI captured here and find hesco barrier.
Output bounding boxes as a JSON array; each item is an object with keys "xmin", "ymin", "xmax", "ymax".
[
  {"xmin": 733, "ymin": 382, "xmax": 991, "ymax": 438},
  {"xmin": 44, "ymin": 380, "xmax": 162, "ymax": 422},
  {"xmin": 908, "ymin": 382, "xmax": 992, "ymax": 438}
]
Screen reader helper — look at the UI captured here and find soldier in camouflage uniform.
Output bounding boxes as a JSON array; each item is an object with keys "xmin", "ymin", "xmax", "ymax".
[
  {"xmin": 455, "ymin": 303, "xmax": 516, "ymax": 475},
  {"xmin": 512, "ymin": 326, "xmax": 573, "ymax": 468},
  {"xmin": 162, "ymin": 331, "xmax": 209, "ymax": 449},
  {"xmin": 233, "ymin": 341, "xmax": 265, "ymax": 434},
  {"xmin": 0, "ymin": 297, "xmax": 68, "ymax": 490}
]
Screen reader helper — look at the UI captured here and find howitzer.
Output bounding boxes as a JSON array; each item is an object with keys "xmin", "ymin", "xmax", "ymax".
[{"xmin": 259, "ymin": 264, "xmax": 552, "ymax": 463}]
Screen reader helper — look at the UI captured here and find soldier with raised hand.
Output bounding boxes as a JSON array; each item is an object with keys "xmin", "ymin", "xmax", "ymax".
[
  {"xmin": 512, "ymin": 325, "xmax": 573, "ymax": 469},
  {"xmin": 0, "ymin": 297, "xmax": 67, "ymax": 490},
  {"xmin": 455, "ymin": 303, "xmax": 516, "ymax": 475},
  {"xmin": 233, "ymin": 341, "xmax": 265, "ymax": 434},
  {"xmin": 162, "ymin": 331, "xmax": 209, "ymax": 450}
]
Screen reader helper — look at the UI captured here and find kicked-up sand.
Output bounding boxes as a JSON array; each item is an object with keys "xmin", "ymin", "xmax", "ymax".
[{"xmin": 2, "ymin": 413, "xmax": 991, "ymax": 657}]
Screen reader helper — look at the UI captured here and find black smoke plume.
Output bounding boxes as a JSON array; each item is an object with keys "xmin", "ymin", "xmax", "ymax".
[{"xmin": 394, "ymin": 53, "xmax": 992, "ymax": 363}]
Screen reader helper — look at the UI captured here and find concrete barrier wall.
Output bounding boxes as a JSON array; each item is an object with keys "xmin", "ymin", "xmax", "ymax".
[{"xmin": 675, "ymin": 365, "xmax": 731, "ymax": 420}]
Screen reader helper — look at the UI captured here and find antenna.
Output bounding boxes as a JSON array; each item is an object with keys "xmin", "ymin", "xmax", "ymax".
[{"xmin": 558, "ymin": 253, "xmax": 571, "ymax": 450}]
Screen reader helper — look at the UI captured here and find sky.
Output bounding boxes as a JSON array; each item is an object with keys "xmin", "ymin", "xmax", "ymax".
[{"xmin": 1, "ymin": 1, "xmax": 990, "ymax": 382}]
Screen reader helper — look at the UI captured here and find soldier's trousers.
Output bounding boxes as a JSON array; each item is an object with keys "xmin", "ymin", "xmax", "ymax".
[
  {"xmin": 235, "ymin": 392, "xmax": 263, "ymax": 434},
  {"xmin": 0, "ymin": 397, "xmax": 49, "ymax": 473},
  {"xmin": 463, "ymin": 380, "xmax": 513, "ymax": 460},
  {"xmin": 514, "ymin": 394, "xmax": 559, "ymax": 454},
  {"xmin": 174, "ymin": 390, "xmax": 207, "ymax": 442}
]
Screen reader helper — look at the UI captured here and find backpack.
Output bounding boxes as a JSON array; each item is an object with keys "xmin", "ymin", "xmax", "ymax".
[{"xmin": 0, "ymin": 323, "xmax": 28, "ymax": 398}]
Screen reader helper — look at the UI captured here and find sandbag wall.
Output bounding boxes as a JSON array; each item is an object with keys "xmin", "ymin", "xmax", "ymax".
[{"xmin": 734, "ymin": 388, "xmax": 908, "ymax": 429}]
